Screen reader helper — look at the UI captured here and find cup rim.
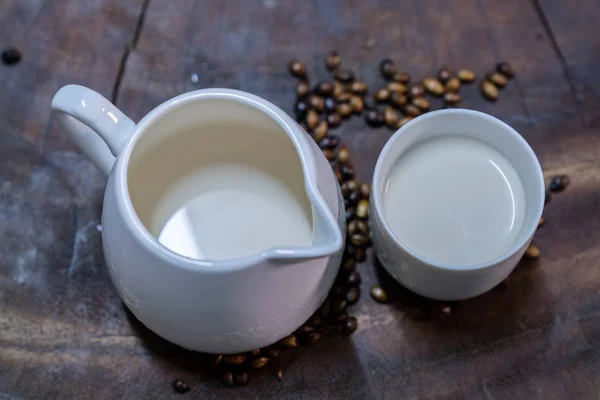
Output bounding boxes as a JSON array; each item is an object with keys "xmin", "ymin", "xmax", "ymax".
[{"xmin": 371, "ymin": 109, "xmax": 545, "ymax": 271}]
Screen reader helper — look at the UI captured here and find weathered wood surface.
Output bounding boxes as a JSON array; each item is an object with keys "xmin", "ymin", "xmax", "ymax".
[{"xmin": 1, "ymin": 0, "xmax": 599, "ymax": 398}]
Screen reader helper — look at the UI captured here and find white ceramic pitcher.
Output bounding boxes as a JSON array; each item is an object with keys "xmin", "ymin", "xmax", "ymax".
[{"xmin": 51, "ymin": 85, "xmax": 345, "ymax": 353}]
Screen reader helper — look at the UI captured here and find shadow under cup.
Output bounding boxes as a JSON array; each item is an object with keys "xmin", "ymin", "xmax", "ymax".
[{"xmin": 370, "ymin": 109, "xmax": 545, "ymax": 300}]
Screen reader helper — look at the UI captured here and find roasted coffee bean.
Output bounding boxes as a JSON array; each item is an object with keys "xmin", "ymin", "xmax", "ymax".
[
  {"xmin": 252, "ymin": 357, "xmax": 270, "ymax": 369},
  {"xmin": 346, "ymin": 286, "xmax": 360, "ymax": 304},
  {"xmin": 423, "ymin": 77, "xmax": 444, "ymax": 96},
  {"xmin": 384, "ymin": 106, "xmax": 399, "ymax": 128},
  {"xmin": 545, "ymin": 190, "xmax": 551, "ymax": 204},
  {"xmin": 457, "ymin": 68, "xmax": 476, "ymax": 83},
  {"xmin": 341, "ymin": 180, "xmax": 357, "ymax": 197},
  {"xmin": 322, "ymin": 148, "xmax": 334, "ymax": 161},
  {"xmin": 335, "ymin": 167, "xmax": 344, "ymax": 184},
  {"xmin": 373, "ymin": 87, "xmax": 391, "ymax": 102},
  {"xmin": 525, "ymin": 245, "xmax": 540, "ymax": 259},
  {"xmin": 324, "ymin": 97, "xmax": 337, "ymax": 113},
  {"xmin": 380, "ymin": 58, "xmax": 396, "ymax": 79},
  {"xmin": 319, "ymin": 134, "xmax": 340, "ymax": 150},
  {"xmin": 487, "ymin": 72, "xmax": 508, "ymax": 88},
  {"xmin": 342, "ymin": 258, "xmax": 356, "ymax": 272},
  {"xmin": 333, "ymin": 298, "xmax": 348, "ymax": 314},
  {"xmin": 276, "ymin": 369, "xmax": 284, "ymax": 381},
  {"xmin": 356, "ymin": 199, "xmax": 369, "ymax": 218},
  {"xmin": 443, "ymin": 92, "xmax": 461, "ymax": 105},
  {"xmin": 281, "ymin": 334, "xmax": 299, "ymax": 348},
  {"xmin": 308, "ymin": 94, "xmax": 325, "ymax": 112},
  {"xmin": 295, "ymin": 100, "xmax": 308, "ymax": 120},
  {"xmin": 172, "ymin": 380, "xmax": 191, "ymax": 394},
  {"xmin": 480, "ymin": 81, "xmax": 499, "ymax": 101},
  {"xmin": 345, "ymin": 207, "xmax": 355, "ymax": 221},
  {"xmin": 265, "ymin": 347, "xmax": 280, "ymax": 358},
  {"xmin": 387, "ymin": 82, "xmax": 407, "ymax": 93},
  {"xmin": 325, "ymin": 50, "xmax": 341, "ymax": 71},
  {"xmin": 224, "ymin": 354, "xmax": 247, "ymax": 365},
  {"xmin": 212, "ymin": 354, "xmax": 223, "ymax": 368},
  {"xmin": 336, "ymin": 91, "xmax": 352, "ymax": 103},
  {"xmin": 348, "ymin": 190, "xmax": 360, "ymax": 205},
  {"xmin": 365, "ymin": 109, "xmax": 385, "ymax": 127},
  {"xmin": 332, "ymin": 312, "xmax": 349, "ymax": 325},
  {"xmin": 336, "ymin": 146, "xmax": 350, "ymax": 164},
  {"xmin": 403, "ymin": 103, "xmax": 422, "ymax": 117},
  {"xmin": 296, "ymin": 81, "xmax": 310, "ymax": 98},
  {"xmin": 305, "ymin": 109, "xmax": 319, "ymax": 130},
  {"xmin": 308, "ymin": 332, "xmax": 323, "ymax": 344},
  {"xmin": 333, "ymin": 81, "xmax": 344, "ymax": 97},
  {"xmin": 391, "ymin": 93, "xmax": 408, "ymax": 108},
  {"xmin": 326, "ymin": 113, "xmax": 342, "ymax": 128},
  {"xmin": 288, "ymin": 59, "xmax": 306, "ymax": 78},
  {"xmin": 550, "ymin": 174, "xmax": 570, "ymax": 192},
  {"xmin": 445, "ymin": 77, "xmax": 461, "ymax": 93},
  {"xmin": 356, "ymin": 220, "xmax": 369, "ymax": 234},
  {"xmin": 395, "ymin": 116, "xmax": 414, "ymax": 129},
  {"xmin": 412, "ymin": 97, "xmax": 430, "ymax": 111},
  {"xmin": 409, "ymin": 84, "xmax": 424, "ymax": 98},
  {"xmin": 440, "ymin": 305, "xmax": 452, "ymax": 315},
  {"xmin": 251, "ymin": 348, "xmax": 261, "ymax": 357},
  {"xmin": 347, "ymin": 219, "xmax": 359, "ymax": 236},
  {"xmin": 220, "ymin": 372, "xmax": 234, "ymax": 387},
  {"xmin": 1, "ymin": 47, "xmax": 21, "ymax": 66},
  {"xmin": 350, "ymin": 80, "xmax": 368, "ymax": 95},
  {"xmin": 370, "ymin": 285, "xmax": 389, "ymax": 303},
  {"xmin": 309, "ymin": 313, "xmax": 323, "ymax": 326},
  {"xmin": 347, "ymin": 271, "xmax": 362, "ymax": 286},
  {"xmin": 333, "ymin": 285, "xmax": 346, "ymax": 298},
  {"xmin": 350, "ymin": 234, "xmax": 370, "ymax": 248},
  {"xmin": 320, "ymin": 298, "xmax": 332, "ymax": 316},
  {"xmin": 538, "ymin": 216, "xmax": 545, "ymax": 228},
  {"xmin": 342, "ymin": 165, "xmax": 355, "ymax": 181},
  {"xmin": 343, "ymin": 317, "xmax": 358, "ymax": 335},
  {"xmin": 335, "ymin": 68, "xmax": 355, "ymax": 83},
  {"xmin": 437, "ymin": 66, "xmax": 452, "ymax": 83},
  {"xmin": 355, "ymin": 248, "xmax": 366, "ymax": 262},
  {"xmin": 359, "ymin": 183, "xmax": 370, "ymax": 199},
  {"xmin": 345, "ymin": 244, "xmax": 356, "ymax": 259},
  {"xmin": 393, "ymin": 72, "xmax": 411, "ymax": 84},
  {"xmin": 337, "ymin": 102, "xmax": 353, "ymax": 118},
  {"xmin": 350, "ymin": 95, "xmax": 364, "ymax": 113},
  {"xmin": 496, "ymin": 61, "xmax": 514, "ymax": 78},
  {"xmin": 316, "ymin": 81, "xmax": 335, "ymax": 96},
  {"xmin": 313, "ymin": 120, "xmax": 328, "ymax": 143},
  {"xmin": 235, "ymin": 372, "xmax": 249, "ymax": 386}
]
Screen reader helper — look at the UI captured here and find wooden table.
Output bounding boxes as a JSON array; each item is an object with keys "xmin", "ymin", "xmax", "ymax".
[{"xmin": 1, "ymin": 0, "xmax": 599, "ymax": 398}]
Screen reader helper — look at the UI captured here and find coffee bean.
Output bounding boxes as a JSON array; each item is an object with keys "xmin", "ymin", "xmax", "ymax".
[
  {"xmin": 440, "ymin": 305, "xmax": 452, "ymax": 315},
  {"xmin": 235, "ymin": 372, "xmax": 249, "ymax": 386},
  {"xmin": 276, "ymin": 369, "xmax": 284, "ymax": 381},
  {"xmin": 370, "ymin": 285, "xmax": 389, "ymax": 303},
  {"xmin": 356, "ymin": 220, "xmax": 369, "ymax": 233},
  {"xmin": 387, "ymin": 82, "xmax": 407, "ymax": 93},
  {"xmin": 1, "ymin": 47, "xmax": 22, "ymax": 66},
  {"xmin": 359, "ymin": 183, "xmax": 370, "ymax": 199},
  {"xmin": 355, "ymin": 248, "xmax": 366, "ymax": 262},
  {"xmin": 384, "ymin": 106, "xmax": 399, "ymax": 128},
  {"xmin": 373, "ymin": 87, "xmax": 391, "ymax": 102},
  {"xmin": 333, "ymin": 285, "xmax": 346, "ymax": 298},
  {"xmin": 305, "ymin": 109, "xmax": 319, "ymax": 130},
  {"xmin": 336, "ymin": 91, "xmax": 352, "ymax": 103},
  {"xmin": 316, "ymin": 81, "xmax": 335, "ymax": 96},
  {"xmin": 251, "ymin": 348, "xmax": 261, "ymax": 357},
  {"xmin": 252, "ymin": 357, "xmax": 270, "ymax": 369},
  {"xmin": 350, "ymin": 234, "xmax": 370, "ymax": 248},
  {"xmin": 496, "ymin": 61, "xmax": 514, "ymax": 78},
  {"xmin": 172, "ymin": 380, "xmax": 191, "ymax": 394},
  {"xmin": 356, "ymin": 199, "xmax": 369, "ymax": 218},
  {"xmin": 487, "ymin": 72, "xmax": 508, "ymax": 88},
  {"xmin": 343, "ymin": 316, "xmax": 358, "ymax": 335},
  {"xmin": 309, "ymin": 313, "xmax": 323, "ymax": 326},
  {"xmin": 550, "ymin": 174, "xmax": 570, "ymax": 192},
  {"xmin": 347, "ymin": 271, "xmax": 362, "ymax": 286},
  {"xmin": 445, "ymin": 77, "xmax": 461, "ymax": 93},
  {"xmin": 412, "ymin": 96, "xmax": 430, "ymax": 111},
  {"xmin": 348, "ymin": 190, "xmax": 360, "ymax": 205},
  {"xmin": 308, "ymin": 94, "xmax": 325, "ymax": 112},
  {"xmin": 288, "ymin": 60, "xmax": 306, "ymax": 78},
  {"xmin": 281, "ymin": 334, "xmax": 299, "ymax": 348},
  {"xmin": 525, "ymin": 245, "xmax": 540, "ymax": 259},
  {"xmin": 336, "ymin": 146, "xmax": 350, "ymax": 164},
  {"xmin": 333, "ymin": 298, "xmax": 348, "ymax": 314},
  {"xmin": 365, "ymin": 109, "xmax": 385, "ymax": 127},
  {"xmin": 342, "ymin": 165, "xmax": 355, "ymax": 181},
  {"xmin": 350, "ymin": 95, "xmax": 364, "ymax": 113},
  {"xmin": 223, "ymin": 354, "xmax": 247, "ymax": 365},
  {"xmin": 345, "ymin": 207, "xmax": 355, "ymax": 221},
  {"xmin": 403, "ymin": 103, "xmax": 422, "ymax": 117},
  {"xmin": 350, "ymin": 80, "xmax": 368, "ymax": 95},
  {"xmin": 296, "ymin": 81, "xmax": 310, "ymax": 98},
  {"xmin": 313, "ymin": 120, "xmax": 328, "ymax": 143},
  {"xmin": 391, "ymin": 93, "xmax": 408, "ymax": 108},
  {"xmin": 409, "ymin": 84, "xmax": 424, "ymax": 98},
  {"xmin": 443, "ymin": 92, "xmax": 461, "ymax": 105},
  {"xmin": 346, "ymin": 287, "xmax": 360, "ymax": 304},
  {"xmin": 325, "ymin": 50, "xmax": 341, "ymax": 71},
  {"xmin": 423, "ymin": 77, "xmax": 444, "ymax": 96},
  {"xmin": 457, "ymin": 68, "xmax": 476, "ymax": 83},
  {"xmin": 326, "ymin": 113, "xmax": 342, "ymax": 128},
  {"xmin": 333, "ymin": 312, "xmax": 349, "ymax": 325},
  {"xmin": 437, "ymin": 66, "xmax": 452, "ymax": 83},
  {"xmin": 480, "ymin": 81, "xmax": 499, "ymax": 101},
  {"xmin": 322, "ymin": 149, "xmax": 334, "ymax": 161},
  {"xmin": 380, "ymin": 58, "xmax": 396, "ymax": 79},
  {"xmin": 335, "ymin": 68, "xmax": 355, "ymax": 83},
  {"xmin": 341, "ymin": 180, "xmax": 357, "ymax": 197},
  {"xmin": 347, "ymin": 219, "xmax": 359, "ymax": 236},
  {"xmin": 538, "ymin": 216, "xmax": 545, "ymax": 228},
  {"xmin": 295, "ymin": 100, "xmax": 308, "ymax": 120},
  {"xmin": 320, "ymin": 297, "xmax": 332, "ymax": 316},
  {"xmin": 308, "ymin": 332, "xmax": 323, "ymax": 344},
  {"xmin": 319, "ymin": 134, "xmax": 340, "ymax": 150},
  {"xmin": 337, "ymin": 102, "xmax": 353, "ymax": 118},
  {"xmin": 393, "ymin": 72, "xmax": 411, "ymax": 84},
  {"xmin": 343, "ymin": 258, "xmax": 356, "ymax": 272},
  {"xmin": 212, "ymin": 354, "xmax": 223, "ymax": 368},
  {"xmin": 324, "ymin": 97, "xmax": 337, "ymax": 113},
  {"xmin": 395, "ymin": 116, "xmax": 414, "ymax": 129},
  {"xmin": 220, "ymin": 372, "xmax": 234, "ymax": 387},
  {"xmin": 333, "ymin": 81, "xmax": 344, "ymax": 98}
]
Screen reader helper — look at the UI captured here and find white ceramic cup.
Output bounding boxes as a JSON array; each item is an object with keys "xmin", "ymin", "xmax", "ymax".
[{"xmin": 370, "ymin": 109, "xmax": 544, "ymax": 301}]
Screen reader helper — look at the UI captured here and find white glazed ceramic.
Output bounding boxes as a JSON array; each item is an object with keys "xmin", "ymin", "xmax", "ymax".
[
  {"xmin": 370, "ymin": 109, "xmax": 544, "ymax": 301},
  {"xmin": 51, "ymin": 85, "xmax": 344, "ymax": 353}
]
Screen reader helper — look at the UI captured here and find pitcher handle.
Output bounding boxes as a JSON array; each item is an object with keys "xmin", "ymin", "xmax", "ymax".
[{"xmin": 51, "ymin": 85, "xmax": 136, "ymax": 175}]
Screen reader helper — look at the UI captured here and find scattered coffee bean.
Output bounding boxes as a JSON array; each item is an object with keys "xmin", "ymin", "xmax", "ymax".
[
  {"xmin": 412, "ymin": 96, "xmax": 430, "ymax": 111},
  {"xmin": 333, "ymin": 81, "xmax": 344, "ymax": 97},
  {"xmin": 445, "ymin": 77, "xmax": 461, "ymax": 93},
  {"xmin": 281, "ymin": 334, "xmax": 299, "ymax": 348},
  {"xmin": 356, "ymin": 199, "xmax": 369, "ymax": 218},
  {"xmin": 380, "ymin": 58, "xmax": 396, "ymax": 79},
  {"xmin": 296, "ymin": 81, "xmax": 310, "ymax": 98},
  {"xmin": 336, "ymin": 91, "xmax": 352, "ymax": 103},
  {"xmin": 235, "ymin": 372, "xmax": 249, "ymax": 386},
  {"xmin": 365, "ymin": 109, "xmax": 385, "ymax": 127},
  {"xmin": 341, "ymin": 165, "xmax": 355, "ymax": 181},
  {"xmin": 384, "ymin": 106, "xmax": 400, "ymax": 128},
  {"xmin": 324, "ymin": 97, "xmax": 337, "ymax": 113},
  {"xmin": 337, "ymin": 102, "xmax": 353, "ymax": 118},
  {"xmin": 348, "ymin": 190, "xmax": 360, "ymax": 205},
  {"xmin": 393, "ymin": 72, "xmax": 411, "ymax": 84},
  {"xmin": 252, "ymin": 357, "xmax": 270, "ymax": 369},
  {"xmin": 305, "ymin": 109, "xmax": 319, "ymax": 130},
  {"xmin": 1, "ymin": 47, "xmax": 21, "ymax": 66},
  {"xmin": 440, "ymin": 305, "xmax": 452, "ymax": 314},
  {"xmin": 550, "ymin": 174, "xmax": 570, "ymax": 192},
  {"xmin": 480, "ymin": 81, "xmax": 499, "ymax": 101},
  {"xmin": 172, "ymin": 380, "xmax": 191, "ymax": 394},
  {"xmin": 391, "ymin": 93, "xmax": 408, "ymax": 108},
  {"xmin": 325, "ymin": 51, "xmax": 341, "ymax": 71},
  {"xmin": 276, "ymin": 369, "xmax": 284, "ymax": 381},
  {"xmin": 345, "ymin": 207, "xmax": 355, "ymax": 221},
  {"xmin": 355, "ymin": 248, "xmax": 366, "ymax": 262},
  {"xmin": 350, "ymin": 95, "xmax": 364, "ymax": 113},
  {"xmin": 370, "ymin": 285, "xmax": 389, "ymax": 303},
  {"xmin": 288, "ymin": 60, "xmax": 306, "ymax": 78},
  {"xmin": 437, "ymin": 66, "xmax": 452, "ymax": 83},
  {"xmin": 525, "ymin": 245, "xmax": 540, "ymax": 259},
  {"xmin": 395, "ymin": 116, "xmax": 414, "ymax": 129},
  {"xmin": 333, "ymin": 312, "xmax": 349, "ymax": 325},
  {"xmin": 350, "ymin": 234, "xmax": 370, "ymax": 248},
  {"xmin": 220, "ymin": 372, "xmax": 234, "ymax": 387},
  {"xmin": 538, "ymin": 216, "xmax": 545, "ymax": 228},
  {"xmin": 333, "ymin": 298, "xmax": 348, "ymax": 314},
  {"xmin": 333, "ymin": 285, "xmax": 346, "ymax": 298},
  {"xmin": 343, "ymin": 317, "xmax": 358, "ymax": 335},
  {"xmin": 359, "ymin": 183, "xmax": 370, "ymax": 199},
  {"xmin": 223, "ymin": 354, "xmax": 247, "ymax": 365},
  {"xmin": 487, "ymin": 72, "xmax": 508, "ymax": 88},
  {"xmin": 326, "ymin": 113, "xmax": 342, "ymax": 128},
  {"xmin": 313, "ymin": 120, "xmax": 328, "ymax": 143},
  {"xmin": 496, "ymin": 61, "xmax": 514, "ymax": 78},
  {"xmin": 308, "ymin": 94, "xmax": 325, "ymax": 112},
  {"xmin": 374, "ymin": 87, "xmax": 391, "ymax": 102},
  {"xmin": 308, "ymin": 332, "xmax": 323, "ymax": 344},
  {"xmin": 423, "ymin": 78, "xmax": 444, "ymax": 96},
  {"xmin": 346, "ymin": 287, "xmax": 360, "ymax": 304},
  {"xmin": 251, "ymin": 348, "xmax": 261, "ymax": 357},
  {"xmin": 336, "ymin": 146, "xmax": 350, "ymax": 164},
  {"xmin": 319, "ymin": 134, "xmax": 340, "ymax": 150},
  {"xmin": 308, "ymin": 313, "xmax": 323, "ymax": 326},
  {"xmin": 212, "ymin": 354, "xmax": 223, "ymax": 368},
  {"xmin": 387, "ymin": 82, "xmax": 407, "ymax": 93},
  {"xmin": 347, "ymin": 219, "xmax": 359, "ymax": 236},
  {"xmin": 322, "ymin": 149, "xmax": 334, "ymax": 161},
  {"xmin": 356, "ymin": 220, "xmax": 369, "ymax": 234},
  {"xmin": 409, "ymin": 84, "xmax": 424, "ymax": 98},
  {"xmin": 350, "ymin": 80, "xmax": 368, "ymax": 95},
  {"xmin": 295, "ymin": 100, "xmax": 308, "ymax": 120},
  {"xmin": 343, "ymin": 258, "xmax": 356, "ymax": 272},
  {"xmin": 316, "ymin": 81, "xmax": 335, "ymax": 96},
  {"xmin": 320, "ymin": 297, "xmax": 332, "ymax": 316},
  {"xmin": 443, "ymin": 92, "xmax": 461, "ymax": 105},
  {"xmin": 347, "ymin": 271, "xmax": 362, "ymax": 286},
  {"xmin": 403, "ymin": 103, "xmax": 422, "ymax": 117},
  {"xmin": 334, "ymin": 68, "xmax": 355, "ymax": 83},
  {"xmin": 457, "ymin": 68, "xmax": 476, "ymax": 83}
]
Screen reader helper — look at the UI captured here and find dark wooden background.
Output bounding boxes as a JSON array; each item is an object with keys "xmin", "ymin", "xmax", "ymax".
[{"xmin": 1, "ymin": 0, "xmax": 599, "ymax": 398}]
